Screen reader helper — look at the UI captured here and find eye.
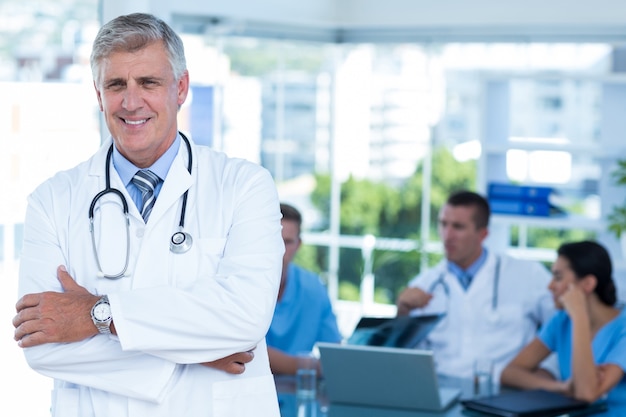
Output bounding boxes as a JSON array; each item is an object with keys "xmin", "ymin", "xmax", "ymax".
[
  {"xmin": 140, "ymin": 78, "xmax": 160, "ymax": 87},
  {"xmin": 104, "ymin": 80, "xmax": 125, "ymax": 91}
]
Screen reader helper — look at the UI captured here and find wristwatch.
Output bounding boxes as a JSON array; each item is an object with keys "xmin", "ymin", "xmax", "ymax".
[{"xmin": 90, "ymin": 295, "xmax": 112, "ymax": 334}]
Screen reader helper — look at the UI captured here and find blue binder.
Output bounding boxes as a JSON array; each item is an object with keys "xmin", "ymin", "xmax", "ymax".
[
  {"xmin": 488, "ymin": 183, "xmax": 553, "ymax": 201},
  {"xmin": 488, "ymin": 198, "xmax": 551, "ymax": 217}
]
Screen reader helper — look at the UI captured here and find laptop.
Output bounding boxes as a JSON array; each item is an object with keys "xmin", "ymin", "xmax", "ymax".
[
  {"xmin": 347, "ymin": 314, "xmax": 444, "ymax": 349},
  {"xmin": 317, "ymin": 342, "xmax": 461, "ymax": 412}
]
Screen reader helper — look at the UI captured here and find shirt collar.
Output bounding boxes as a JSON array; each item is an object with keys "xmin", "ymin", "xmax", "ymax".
[
  {"xmin": 447, "ymin": 247, "xmax": 489, "ymax": 278},
  {"xmin": 112, "ymin": 134, "xmax": 181, "ymax": 185}
]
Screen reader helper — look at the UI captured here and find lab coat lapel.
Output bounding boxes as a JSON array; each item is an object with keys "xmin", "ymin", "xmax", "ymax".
[
  {"xmin": 466, "ymin": 252, "xmax": 496, "ymax": 301},
  {"xmin": 147, "ymin": 143, "xmax": 193, "ymax": 224},
  {"xmin": 87, "ymin": 138, "xmax": 144, "ymax": 221},
  {"xmin": 88, "ymin": 138, "xmax": 113, "ymax": 180}
]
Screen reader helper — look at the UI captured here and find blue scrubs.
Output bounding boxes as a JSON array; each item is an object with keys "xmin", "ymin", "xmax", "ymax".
[
  {"xmin": 267, "ymin": 264, "xmax": 342, "ymax": 354},
  {"xmin": 539, "ymin": 307, "xmax": 626, "ymax": 411}
]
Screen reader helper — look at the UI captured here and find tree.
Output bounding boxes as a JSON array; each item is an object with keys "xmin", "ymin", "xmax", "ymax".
[{"xmin": 309, "ymin": 146, "xmax": 477, "ymax": 303}]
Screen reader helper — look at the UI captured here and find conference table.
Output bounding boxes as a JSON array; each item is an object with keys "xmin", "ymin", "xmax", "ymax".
[{"xmin": 275, "ymin": 374, "xmax": 487, "ymax": 417}]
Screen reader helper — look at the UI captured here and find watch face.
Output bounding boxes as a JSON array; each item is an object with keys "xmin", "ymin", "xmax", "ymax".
[{"xmin": 93, "ymin": 303, "xmax": 111, "ymax": 321}]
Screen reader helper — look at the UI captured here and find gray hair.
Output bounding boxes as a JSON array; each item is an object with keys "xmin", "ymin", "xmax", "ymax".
[{"xmin": 90, "ymin": 13, "xmax": 186, "ymax": 84}]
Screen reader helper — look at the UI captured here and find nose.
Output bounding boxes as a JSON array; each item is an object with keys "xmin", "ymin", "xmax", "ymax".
[
  {"xmin": 439, "ymin": 225, "xmax": 452, "ymax": 241},
  {"xmin": 122, "ymin": 84, "xmax": 143, "ymax": 111}
]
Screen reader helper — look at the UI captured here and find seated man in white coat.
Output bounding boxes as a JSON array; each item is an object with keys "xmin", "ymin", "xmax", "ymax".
[
  {"xmin": 396, "ymin": 190, "xmax": 556, "ymax": 382},
  {"xmin": 12, "ymin": 13, "xmax": 283, "ymax": 417}
]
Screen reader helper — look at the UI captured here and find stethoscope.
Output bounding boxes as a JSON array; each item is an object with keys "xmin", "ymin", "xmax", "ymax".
[
  {"xmin": 427, "ymin": 255, "xmax": 502, "ymax": 312},
  {"xmin": 88, "ymin": 132, "xmax": 193, "ymax": 279}
]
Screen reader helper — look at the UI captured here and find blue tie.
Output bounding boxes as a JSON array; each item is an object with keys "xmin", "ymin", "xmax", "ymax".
[
  {"xmin": 459, "ymin": 272, "xmax": 472, "ymax": 290},
  {"xmin": 131, "ymin": 169, "xmax": 160, "ymax": 222}
]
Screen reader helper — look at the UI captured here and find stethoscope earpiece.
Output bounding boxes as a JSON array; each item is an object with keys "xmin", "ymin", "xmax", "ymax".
[{"xmin": 170, "ymin": 231, "xmax": 193, "ymax": 254}]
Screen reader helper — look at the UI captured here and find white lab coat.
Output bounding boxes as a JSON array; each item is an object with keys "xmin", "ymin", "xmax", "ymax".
[
  {"xmin": 408, "ymin": 251, "xmax": 555, "ymax": 381},
  {"xmin": 18, "ymin": 136, "xmax": 284, "ymax": 417}
]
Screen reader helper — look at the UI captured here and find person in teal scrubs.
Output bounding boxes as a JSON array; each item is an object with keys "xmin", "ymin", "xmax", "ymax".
[
  {"xmin": 501, "ymin": 240, "xmax": 626, "ymax": 411},
  {"xmin": 266, "ymin": 203, "xmax": 342, "ymax": 375}
]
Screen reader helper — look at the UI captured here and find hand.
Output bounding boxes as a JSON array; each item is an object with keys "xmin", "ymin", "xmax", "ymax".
[
  {"xmin": 396, "ymin": 287, "xmax": 433, "ymax": 316},
  {"xmin": 201, "ymin": 349, "xmax": 255, "ymax": 374},
  {"xmin": 13, "ymin": 266, "xmax": 100, "ymax": 348},
  {"xmin": 559, "ymin": 378, "xmax": 575, "ymax": 396},
  {"xmin": 559, "ymin": 283, "xmax": 587, "ymax": 320},
  {"xmin": 596, "ymin": 364, "xmax": 610, "ymax": 388}
]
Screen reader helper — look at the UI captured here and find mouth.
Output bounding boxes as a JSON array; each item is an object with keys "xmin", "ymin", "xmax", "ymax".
[{"xmin": 121, "ymin": 118, "xmax": 149, "ymax": 126}]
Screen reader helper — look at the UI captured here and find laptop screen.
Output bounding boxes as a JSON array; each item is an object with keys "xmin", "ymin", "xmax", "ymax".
[{"xmin": 346, "ymin": 314, "xmax": 444, "ymax": 348}]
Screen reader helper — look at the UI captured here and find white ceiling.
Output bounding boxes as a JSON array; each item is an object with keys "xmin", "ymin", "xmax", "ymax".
[{"xmin": 103, "ymin": 0, "xmax": 626, "ymax": 43}]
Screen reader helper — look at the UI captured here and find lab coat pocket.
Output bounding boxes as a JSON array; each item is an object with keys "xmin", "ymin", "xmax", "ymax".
[
  {"xmin": 212, "ymin": 375, "xmax": 280, "ymax": 417},
  {"xmin": 172, "ymin": 237, "xmax": 227, "ymax": 289},
  {"xmin": 51, "ymin": 387, "xmax": 79, "ymax": 417},
  {"xmin": 480, "ymin": 305, "xmax": 526, "ymax": 357}
]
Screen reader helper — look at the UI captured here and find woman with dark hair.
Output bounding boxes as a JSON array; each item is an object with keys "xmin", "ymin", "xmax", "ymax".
[{"xmin": 501, "ymin": 240, "xmax": 625, "ymax": 408}]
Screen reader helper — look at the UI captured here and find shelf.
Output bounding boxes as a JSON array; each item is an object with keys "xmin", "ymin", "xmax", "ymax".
[
  {"xmin": 483, "ymin": 142, "xmax": 626, "ymax": 158},
  {"xmin": 491, "ymin": 213, "xmax": 605, "ymax": 232}
]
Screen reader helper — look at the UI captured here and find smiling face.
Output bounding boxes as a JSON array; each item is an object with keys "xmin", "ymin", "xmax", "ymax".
[{"xmin": 94, "ymin": 41, "xmax": 189, "ymax": 168}]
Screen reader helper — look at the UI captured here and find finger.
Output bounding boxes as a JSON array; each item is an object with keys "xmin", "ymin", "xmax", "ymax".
[
  {"xmin": 16, "ymin": 330, "xmax": 47, "ymax": 348},
  {"xmin": 234, "ymin": 351, "xmax": 254, "ymax": 364},
  {"xmin": 57, "ymin": 266, "xmax": 86, "ymax": 293},
  {"xmin": 14, "ymin": 318, "xmax": 42, "ymax": 343},
  {"xmin": 14, "ymin": 321, "xmax": 33, "ymax": 342},
  {"xmin": 243, "ymin": 350, "xmax": 254, "ymax": 362},
  {"xmin": 15, "ymin": 293, "xmax": 40, "ymax": 313},
  {"xmin": 228, "ymin": 362, "xmax": 246, "ymax": 374},
  {"xmin": 12, "ymin": 307, "xmax": 37, "ymax": 329}
]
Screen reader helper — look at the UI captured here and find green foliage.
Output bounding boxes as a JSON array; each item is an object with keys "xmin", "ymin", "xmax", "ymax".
[
  {"xmin": 338, "ymin": 281, "xmax": 360, "ymax": 301},
  {"xmin": 339, "ymin": 176, "xmax": 402, "ymax": 235},
  {"xmin": 608, "ymin": 159, "xmax": 626, "ymax": 238},
  {"xmin": 394, "ymin": 148, "xmax": 476, "ymax": 239},
  {"xmin": 338, "ymin": 281, "xmax": 393, "ymax": 304},
  {"xmin": 510, "ymin": 227, "xmax": 595, "ymax": 250},
  {"xmin": 310, "ymin": 146, "xmax": 477, "ymax": 302},
  {"xmin": 293, "ymin": 244, "xmax": 323, "ymax": 274}
]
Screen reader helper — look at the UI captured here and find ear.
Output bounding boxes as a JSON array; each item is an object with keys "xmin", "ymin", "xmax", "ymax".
[
  {"xmin": 93, "ymin": 81, "xmax": 104, "ymax": 112},
  {"xmin": 177, "ymin": 70, "xmax": 190, "ymax": 107},
  {"xmin": 580, "ymin": 274, "xmax": 597, "ymax": 294},
  {"xmin": 478, "ymin": 227, "xmax": 489, "ymax": 242}
]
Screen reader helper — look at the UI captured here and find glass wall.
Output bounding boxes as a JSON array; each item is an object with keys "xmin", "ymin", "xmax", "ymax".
[{"xmin": 182, "ymin": 37, "xmax": 615, "ymax": 314}]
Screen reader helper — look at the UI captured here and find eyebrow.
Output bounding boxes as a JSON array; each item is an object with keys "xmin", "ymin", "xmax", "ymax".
[{"xmin": 103, "ymin": 75, "xmax": 165, "ymax": 86}]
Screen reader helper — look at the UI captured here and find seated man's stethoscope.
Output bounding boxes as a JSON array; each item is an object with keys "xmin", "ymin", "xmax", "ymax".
[
  {"xmin": 427, "ymin": 255, "xmax": 502, "ymax": 311},
  {"xmin": 88, "ymin": 132, "xmax": 193, "ymax": 279}
]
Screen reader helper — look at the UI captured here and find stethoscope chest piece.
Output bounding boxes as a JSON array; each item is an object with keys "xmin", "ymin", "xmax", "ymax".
[
  {"xmin": 487, "ymin": 310, "xmax": 501, "ymax": 324},
  {"xmin": 170, "ymin": 230, "xmax": 193, "ymax": 254}
]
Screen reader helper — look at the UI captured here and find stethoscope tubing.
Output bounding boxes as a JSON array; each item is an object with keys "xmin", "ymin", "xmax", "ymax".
[
  {"xmin": 428, "ymin": 255, "xmax": 501, "ymax": 311},
  {"xmin": 88, "ymin": 132, "xmax": 193, "ymax": 279}
]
